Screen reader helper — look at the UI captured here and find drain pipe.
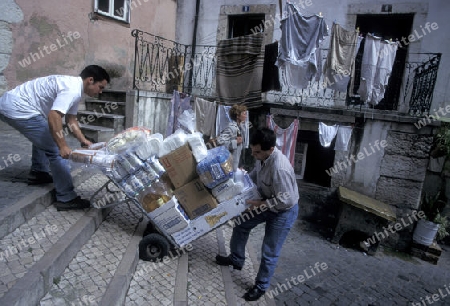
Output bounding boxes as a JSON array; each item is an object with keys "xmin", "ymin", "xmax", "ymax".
[{"xmin": 188, "ymin": 0, "xmax": 200, "ymax": 92}]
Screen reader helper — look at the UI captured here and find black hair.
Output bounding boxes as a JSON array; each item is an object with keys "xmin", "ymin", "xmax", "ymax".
[
  {"xmin": 79, "ymin": 65, "xmax": 110, "ymax": 83},
  {"xmin": 250, "ymin": 127, "xmax": 276, "ymax": 150}
]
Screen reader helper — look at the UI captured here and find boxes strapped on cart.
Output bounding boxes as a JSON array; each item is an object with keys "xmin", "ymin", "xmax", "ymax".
[{"xmin": 69, "ymin": 126, "xmax": 260, "ymax": 262}]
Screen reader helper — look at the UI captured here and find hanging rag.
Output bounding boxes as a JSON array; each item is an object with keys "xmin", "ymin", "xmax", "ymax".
[
  {"xmin": 358, "ymin": 34, "xmax": 397, "ymax": 105},
  {"xmin": 276, "ymin": 2, "xmax": 328, "ymax": 89},
  {"xmin": 323, "ymin": 23, "xmax": 359, "ymax": 92},
  {"xmin": 370, "ymin": 41, "xmax": 398, "ymax": 105},
  {"xmin": 318, "ymin": 122, "xmax": 338, "ymax": 147},
  {"xmin": 194, "ymin": 97, "xmax": 216, "ymax": 138},
  {"xmin": 261, "ymin": 41, "xmax": 282, "ymax": 92},
  {"xmin": 266, "ymin": 115, "xmax": 299, "ymax": 167},
  {"xmin": 165, "ymin": 90, "xmax": 192, "ymax": 137},
  {"xmin": 334, "ymin": 126, "xmax": 353, "ymax": 151},
  {"xmin": 216, "ymin": 33, "xmax": 264, "ymax": 109}
]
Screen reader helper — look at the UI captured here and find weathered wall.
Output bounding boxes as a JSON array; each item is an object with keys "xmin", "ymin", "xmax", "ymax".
[
  {"xmin": 1, "ymin": 0, "xmax": 176, "ymax": 93},
  {"xmin": 125, "ymin": 90, "xmax": 172, "ymax": 135},
  {"xmin": 0, "ymin": 0, "xmax": 23, "ymax": 94}
]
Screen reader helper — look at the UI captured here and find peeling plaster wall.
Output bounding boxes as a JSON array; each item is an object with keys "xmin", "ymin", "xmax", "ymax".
[
  {"xmin": 3, "ymin": 0, "xmax": 176, "ymax": 91},
  {"xmin": 0, "ymin": 0, "xmax": 23, "ymax": 95}
]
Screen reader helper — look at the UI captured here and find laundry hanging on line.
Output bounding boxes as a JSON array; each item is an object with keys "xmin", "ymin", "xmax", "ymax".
[
  {"xmin": 318, "ymin": 122, "xmax": 353, "ymax": 151},
  {"xmin": 194, "ymin": 97, "xmax": 216, "ymax": 138},
  {"xmin": 323, "ymin": 23, "xmax": 360, "ymax": 93},
  {"xmin": 357, "ymin": 33, "xmax": 398, "ymax": 106},
  {"xmin": 165, "ymin": 90, "xmax": 192, "ymax": 137},
  {"xmin": 276, "ymin": 1, "xmax": 328, "ymax": 90},
  {"xmin": 266, "ymin": 115, "xmax": 299, "ymax": 167},
  {"xmin": 215, "ymin": 33, "xmax": 264, "ymax": 109}
]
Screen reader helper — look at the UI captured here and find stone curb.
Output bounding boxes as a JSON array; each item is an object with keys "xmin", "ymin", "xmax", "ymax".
[
  {"xmin": 0, "ymin": 185, "xmax": 54, "ymax": 240},
  {"xmin": 99, "ymin": 219, "xmax": 147, "ymax": 306},
  {"xmin": 216, "ymin": 227, "xmax": 238, "ymax": 306},
  {"xmin": 173, "ymin": 251, "xmax": 189, "ymax": 306},
  {"xmin": 0, "ymin": 207, "xmax": 109, "ymax": 306}
]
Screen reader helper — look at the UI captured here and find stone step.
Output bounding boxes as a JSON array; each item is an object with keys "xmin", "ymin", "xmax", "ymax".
[
  {"xmin": 98, "ymin": 90, "xmax": 127, "ymax": 103},
  {"xmin": 79, "ymin": 124, "xmax": 116, "ymax": 143},
  {"xmin": 40, "ymin": 200, "xmax": 145, "ymax": 306},
  {"xmin": 0, "ymin": 171, "xmax": 111, "ymax": 306},
  {"xmin": 77, "ymin": 111, "xmax": 125, "ymax": 134},
  {"xmin": 85, "ymin": 99, "xmax": 126, "ymax": 116}
]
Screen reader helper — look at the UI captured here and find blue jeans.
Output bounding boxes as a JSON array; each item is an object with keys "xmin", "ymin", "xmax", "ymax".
[
  {"xmin": 0, "ymin": 114, "xmax": 77, "ymax": 202},
  {"xmin": 230, "ymin": 203, "xmax": 299, "ymax": 291}
]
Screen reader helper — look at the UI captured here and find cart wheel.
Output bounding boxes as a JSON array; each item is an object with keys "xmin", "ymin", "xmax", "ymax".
[{"xmin": 139, "ymin": 233, "xmax": 170, "ymax": 262}]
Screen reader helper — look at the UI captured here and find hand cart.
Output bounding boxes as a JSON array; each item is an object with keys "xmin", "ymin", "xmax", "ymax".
[
  {"xmin": 75, "ymin": 128, "xmax": 258, "ymax": 262},
  {"xmin": 85, "ymin": 156, "xmax": 258, "ymax": 263}
]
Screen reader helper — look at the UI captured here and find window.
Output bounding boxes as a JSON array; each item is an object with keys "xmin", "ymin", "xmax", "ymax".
[
  {"xmin": 228, "ymin": 14, "xmax": 265, "ymax": 38},
  {"xmin": 95, "ymin": 0, "xmax": 130, "ymax": 23}
]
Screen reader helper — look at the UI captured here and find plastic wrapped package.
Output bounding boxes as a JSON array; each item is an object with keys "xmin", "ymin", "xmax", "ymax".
[
  {"xmin": 116, "ymin": 154, "xmax": 137, "ymax": 175},
  {"xmin": 187, "ymin": 132, "xmax": 208, "ymax": 162},
  {"xmin": 106, "ymin": 127, "xmax": 150, "ymax": 154},
  {"xmin": 88, "ymin": 142, "xmax": 107, "ymax": 150},
  {"xmin": 160, "ymin": 130, "xmax": 187, "ymax": 156},
  {"xmin": 144, "ymin": 156, "xmax": 166, "ymax": 177},
  {"xmin": 212, "ymin": 178, "xmax": 244, "ymax": 203},
  {"xmin": 69, "ymin": 149, "xmax": 116, "ymax": 169},
  {"xmin": 135, "ymin": 133, "xmax": 163, "ymax": 160},
  {"xmin": 196, "ymin": 146, "xmax": 234, "ymax": 189}
]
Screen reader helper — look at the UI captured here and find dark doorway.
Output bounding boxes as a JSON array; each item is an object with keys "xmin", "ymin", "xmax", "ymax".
[
  {"xmin": 228, "ymin": 14, "xmax": 265, "ymax": 38},
  {"xmin": 300, "ymin": 130, "xmax": 335, "ymax": 187},
  {"xmin": 350, "ymin": 14, "xmax": 414, "ymax": 110}
]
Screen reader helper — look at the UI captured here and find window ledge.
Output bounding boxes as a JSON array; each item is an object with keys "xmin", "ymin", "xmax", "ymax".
[{"xmin": 89, "ymin": 12, "xmax": 130, "ymax": 28}]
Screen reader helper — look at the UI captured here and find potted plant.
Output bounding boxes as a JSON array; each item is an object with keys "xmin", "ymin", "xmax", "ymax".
[
  {"xmin": 413, "ymin": 191, "xmax": 449, "ymax": 245},
  {"xmin": 431, "ymin": 121, "xmax": 450, "ymax": 158}
]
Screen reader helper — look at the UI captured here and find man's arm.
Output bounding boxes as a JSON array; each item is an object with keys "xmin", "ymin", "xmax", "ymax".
[
  {"xmin": 66, "ymin": 114, "xmax": 92, "ymax": 148},
  {"xmin": 48, "ymin": 110, "xmax": 72, "ymax": 158}
]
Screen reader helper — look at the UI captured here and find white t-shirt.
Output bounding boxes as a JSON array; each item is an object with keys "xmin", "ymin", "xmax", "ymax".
[{"xmin": 0, "ymin": 75, "xmax": 83, "ymax": 119}]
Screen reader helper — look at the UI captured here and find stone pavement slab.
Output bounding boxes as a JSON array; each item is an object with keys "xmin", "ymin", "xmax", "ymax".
[{"xmin": 250, "ymin": 220, "xmax": 450, "ymax": 306}]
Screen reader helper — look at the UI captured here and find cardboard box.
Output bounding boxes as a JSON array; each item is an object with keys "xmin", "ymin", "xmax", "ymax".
[
  {"xmin": 159, "ymin": 144, "xmax": 198, "ymax": 189},
  {"xmin": 174, "ymin": 178, "xmax": 218, "ymax": 219},
  {"xmin": 171, "ymin": 185, "xmax": 259, "ymax": 247},
  {"xmin": 150, "ymin": 197, "xmax": 189, "ymax": 235}
]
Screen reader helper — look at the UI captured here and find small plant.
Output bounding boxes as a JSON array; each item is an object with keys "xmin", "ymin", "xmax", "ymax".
[
  {"xmin": 419, "ymin": 192, "xmax": 449, "ymax": 241},
  {"xmin": 431, "ymin": 123, "xmax": 450, "ymax": 158},
  {"xmin": 433, "ymin": 213, "xmax": 449, "ymax": 241},
  {"xmin": 420, "ymin": 192, "xmax": 446, "ymax": 222}
]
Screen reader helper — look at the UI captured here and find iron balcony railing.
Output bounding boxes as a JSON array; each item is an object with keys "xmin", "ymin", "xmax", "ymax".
[
  {"xmin": 132, "ymin": 29, "xmax": 441, "ymax": 115},
  {"xmin": 132, "ymin": 29, "xmax": 216, "ymax": 97}
]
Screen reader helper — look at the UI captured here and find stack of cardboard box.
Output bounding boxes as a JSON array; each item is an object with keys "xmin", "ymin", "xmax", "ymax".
[{"xmin": 148, "ymin": 142, "xmax": 259, "ymax": 247}]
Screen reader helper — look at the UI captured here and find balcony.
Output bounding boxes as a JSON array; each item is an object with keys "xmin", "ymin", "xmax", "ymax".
[{"xmin": 132, "ymin": 30, "xmax": 441, "ymax": 117}]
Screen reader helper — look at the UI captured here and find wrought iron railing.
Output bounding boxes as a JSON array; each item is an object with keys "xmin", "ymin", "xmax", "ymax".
[
  {"xmin": 403, "ymin": 53, "xmax": 441, "ymax": 116},
  {"xmin": 131, "ymin": 29, "xmax": 216, "ymax": 97},
  {"xmin": 132, "ymin": 30, "xmax": 441, "ymax": 115}
]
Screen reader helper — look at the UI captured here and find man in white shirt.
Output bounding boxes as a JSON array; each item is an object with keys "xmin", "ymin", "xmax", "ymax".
[{"xmin": 0, "ymin": 65, "xmax": 110, "ymax": 211}]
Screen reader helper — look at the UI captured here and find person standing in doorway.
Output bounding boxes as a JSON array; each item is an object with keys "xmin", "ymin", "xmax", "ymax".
[
  {"xmin": 215, "ymin": 104, "xmax": 248, "ymax": 172},
  {"xmin": 0, "ymin": 65, "xmax": 110, "ymax": 211}
]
